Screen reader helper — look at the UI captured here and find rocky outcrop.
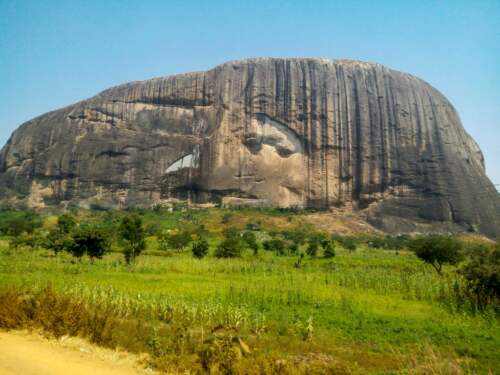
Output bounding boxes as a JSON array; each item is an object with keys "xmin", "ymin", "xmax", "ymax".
[{"xmin": 1, "ymin": 58, "xmax": 498, "ymax": 237}]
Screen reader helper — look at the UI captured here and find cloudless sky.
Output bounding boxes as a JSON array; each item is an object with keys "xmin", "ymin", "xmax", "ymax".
[{"xmin": 1, "ymin": 0, "xmax": 499, "ymax": 185}]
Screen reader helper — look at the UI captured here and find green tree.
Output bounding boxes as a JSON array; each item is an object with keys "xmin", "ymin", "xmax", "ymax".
[
  {"xmin": 45, "ymin": 230, "xmax": 75, "ymax": 255},
  {"xmin": 322, "ymin": 240, "xmax": 336, "ymax": 258},
  {"xmin": 242, "ymin": 231, "xmax": 259, "ymax": 255},
  {"xmin": 1, "ymin": 210, "xmax": 42, "ymax": 237},
  {"xmin": 306, "ymin": 239, "xmax": 319, "ymax": 257},
  {"xmin": 119, "ymin": 214, "xmax": 146, "ymax": 264},
  {"xmin": 459, "ymin": 244, "xmax": 500, "ymax": 308},
  {"xmin": 159, "ymin": 230, "xmax": 192, "ymax": 252},
  {"xmin": 215, "ymin": 229, "xmax": 243, "ymax": 258},
  {"xmin": 70, "ymin": 225, "xmax": 109, "ymax": 261},
  {"xmin": 410, "ymin": 235, "xmax": 463, "ymax": 274},
  {"xmin": 192, "ymin": 239, "xmax": 209, "ymax": 259},
  {"xmin": 57, "ymin": 213, "xmax": 76, "ymax": 234},
  {"xmin": 145, "ymin": 222, "xmax": 162, "ymax": 237},
  {"xmin": 262, "ymin": 238, "xmax": 285, "ymax": 255}
]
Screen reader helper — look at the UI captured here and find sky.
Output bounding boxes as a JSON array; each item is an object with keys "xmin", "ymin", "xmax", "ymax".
[{"xmin": 0, "ymin": 0, "xmax": 499, "ymax": 185}]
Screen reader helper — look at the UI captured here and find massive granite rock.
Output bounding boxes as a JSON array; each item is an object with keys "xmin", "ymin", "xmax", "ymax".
[{"xmin": 1, "ymin": 58, "xmax": 499, "ymax": 236}]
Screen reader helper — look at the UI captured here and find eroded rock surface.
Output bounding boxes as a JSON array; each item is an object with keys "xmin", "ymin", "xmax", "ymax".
[{"xmin": 1, "ymin": 58, "xmax": 498, "ymax": 236}]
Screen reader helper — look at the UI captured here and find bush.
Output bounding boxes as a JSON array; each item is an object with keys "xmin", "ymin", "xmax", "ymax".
[
  {"xmin": 306, "ymin": 239, "xmax": 319, "ymax": 257},
  {"xmin": 145, "ymin": 222, "xmax": 162, "ymax": 237},
  {"xmin": 45, "ymin": 230, "xmax": 75, "ymax": 255},
  {"xmin": 282, "ymin": 230, "xmax": 307, "ymax": 246},
  {"xmin": 242, "ymin": 231, "xmax": 259, "ymax": 255},
  {"xmin": 409, "ymin": 235, "xmax": 463, "ymax": 274},
  {"xmin": 262, "ymin": 238, "xmax": 285, "ymax": 255},
  {"xmin": 221, "ymin": 212, "xmax": 232, "ymax": 224},
  {"xmin": 70, "ymin": 225, "xmax": 110, "ymax": 260},
  {"xmin": 159, "ymin": 229, "xmax": 192, "ymax": 252},
  {"xmin": 332, "ymin": 234, "xmax": 357, "ymax": 252},
  {"xmin": 0, "ymin": 210, "xmax": 42, "ymax": 236},
  {"xmin": 192, "ymin": 239, "xmax": 209, "ymax": 259},
  {"xmin": 10, "ymin": 232, "xmax": 45, "ymax": 250},
  {"xmin": 57, "ymin": 213, "xmax": 76, "ymax": 234},
  {"xmin": 119, "ymin": 214, "xmax": 146, "ymax": 264},
  {"xmin": 459, "ymin": 244, "xmax": 500, "ymax": 308},
  {"xmin": 215, "ymin": 230, "xmax": 243, "ymax": 258},
  {"xmin": 323, "ymin": 241, "xmax": 336, "ymax": 258}
]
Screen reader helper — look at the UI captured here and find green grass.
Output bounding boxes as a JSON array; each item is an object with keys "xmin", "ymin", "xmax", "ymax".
[{"xmin": 0, "ymin": 208, "xmax": 498, "ymax": 373}]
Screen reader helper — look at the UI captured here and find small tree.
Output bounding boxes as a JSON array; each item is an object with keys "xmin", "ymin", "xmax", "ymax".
[
  {"xmin": 242, "ymin": 231, "xmax": 259, "ymax": 255},
  {"xmin": 215, "ymin": 230, "xmax": 243, "ymax": 258},
  {"xmin": 45, "ymin": 230, "xmax": 74, "ymax": 255},
  {"xmin": 2, "ymin": 210, "xmax": 42, "ymax": 237},
  {"xmin": 145, "ymin": 222, "xmax": 162, "ymax": 237},
  {"xmin": 459, "ymin": 244, "xmax": 499, "ymax": 308},
  {"xmin": 57, "ymin": 213, "xmax": 76, "ymax": 234},
  {"xmin": 323, "ymin": 240, "xmax": 336, "ymax": 258},
  {"xmin": 119, "ymin": 214, "xmax": 146, "ymax": 264},
  {"xmin": 288, "ymin": 242, "xmax": 298, "ymax": 255},
  {"xmin": 306, "ymin": 239, "xmax": 319, "ymax": 257},
  {"xmin": 192, "ymin": 239, "xmax": 209, "ymax": 259},
  {"xmin": 262, "ymin": 238, "xmax": 285, "ymax": 255},
  {"xmin": 70, "ymin": 225, "xmax": 109, "ymax": 261},
  {"xmin": 410, "ymin": 235, "xmax": 463, "ymax": 274},
  {"xmin": 342, "ymin": 238, "xmax": 357, "ymax": 252},
  {"xmin": 159, "ymin": 230, "xmax": 192, "ymax": 252},
  {"xmin": 221, "ymin": 212, "xmax": 232, "ymax": 224}
]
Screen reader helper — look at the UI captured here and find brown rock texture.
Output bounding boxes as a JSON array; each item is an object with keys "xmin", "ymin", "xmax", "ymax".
[{"xmin": 1, "ymin": 58, "xmax": 498, "ymax": 236}]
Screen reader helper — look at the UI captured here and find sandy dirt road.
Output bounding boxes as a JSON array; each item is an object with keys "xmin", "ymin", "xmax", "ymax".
[{"xmin": 0, "ymin": 330, "xmax": 152, "ymax": 375}]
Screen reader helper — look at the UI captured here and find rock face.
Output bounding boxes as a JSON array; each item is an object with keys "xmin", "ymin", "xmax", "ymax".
[{"xmin": 1, "ymin": 58, "xmax": 499, "ymax": 236}]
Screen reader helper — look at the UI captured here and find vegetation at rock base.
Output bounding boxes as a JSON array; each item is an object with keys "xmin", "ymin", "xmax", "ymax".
[
  {"xmin": 119, "ymin": 214, "xmax": 146, "ymax": 264},
  {"xmin": 0, "ymin": 207, "xmax": 498, "ymax": 374},
  {"xmin": 409, "ymin": 235, "xmax": 463, "ymax": 274},
  {"xmin": 192, "ymin": 239, "xmax": 209, "ymax": 259}
]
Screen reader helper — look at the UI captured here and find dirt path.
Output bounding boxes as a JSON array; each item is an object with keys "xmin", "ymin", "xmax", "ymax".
[{"xmin": 0, "ymin": 330, "xmax": 153, "ymax": 375}]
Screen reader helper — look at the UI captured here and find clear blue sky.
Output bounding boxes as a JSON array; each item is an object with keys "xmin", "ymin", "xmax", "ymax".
[{"xmin": 1, "ymin": 0, "xmax": 499, "ymax": 185}]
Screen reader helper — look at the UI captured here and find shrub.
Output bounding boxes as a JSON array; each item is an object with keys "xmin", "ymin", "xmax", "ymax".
[
  {"xmin": 215, "ymin": 230, "xmax": 243, "ymax": 258},
  {"xmin": 192, "ymin": 239, "xmax": 209, "ymax": 259},
  {"xmin": 262, "ymin": 238, "xmax": 285, "ymax": 255},
  {"xmin": 332, "ymin": 234, "xmax": 357, "ymax": 252},
  {"xmin": 306, "ymin": 240, "xmax": 319, "ymax": 257},
  {"xmin": 323, "ymin": 241, "xmax": 336, "ymax": 258},
  {"xmin": 145, "ymin": 222, "xmax": 162, "ymax": 237},
  {"xmin": 409, "ymin": 235, "xmax": 463, "ymax": 274},
  {"xmin": 288, "ymin": 242, "xmax": 298, "ymax": 255},
  {"xmin": 159, "ymin": 230, "xmax": 192, "ymax": 252},
  {"xmin": 70, "ymin": 225, "xmax": 110, "ymax": 260},
  {"xmin": 45, "ymin": 230, "xmax": 75, "ymax": 255},
  {"xmin": 0, "ymin": 210, "xmax": 42, "ymax": 236},
  {"xmin": 10, "ymin": 232, "xmax": 45, "ymax": 250},
  {"xmin": 459, "ymin": 244, "xmax": 500, "ymax": 308},
  {"xmin": 57, "ymin": 213, "xmax": 76, "ymax": 234},
  {"xmin": 242, "ymin": 231, "xmax": 259, "ymax": 255},
  {"xmin": 119, "ymin": 214, "xmax": 146, "ymax": 264},
  {"xmin": 282, "ymin": 230, "xmax": 307, "ymax": 246},
  {"xmin": 221, "ymin": 212, "xmax": 232, "ymax": 224}
]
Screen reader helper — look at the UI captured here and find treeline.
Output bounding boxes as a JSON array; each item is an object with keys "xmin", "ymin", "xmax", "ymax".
[{"xmin": 1, "ymin": 209, "xmax": 499, "ymax": 311}]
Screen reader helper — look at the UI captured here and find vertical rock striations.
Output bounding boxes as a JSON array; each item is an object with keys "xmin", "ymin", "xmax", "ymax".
[{"xmin": 1, "ymin": 58, "xmax": 498, "ymax": 237}]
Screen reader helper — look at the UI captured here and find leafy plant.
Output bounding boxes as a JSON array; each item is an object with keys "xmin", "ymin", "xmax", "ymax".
[
  {"xmin": 410, "ymin": 235, "xmax": 463, "ymax": 274},
  {"xmin": 242, "ymin": 231, "xmax": 259, "ymax": 255},
  {"xmin": 215, "ymin": 229, "xmax": 243, "ymax": 258},
  {"xmin": 70, "ymin": 224, "xmax": 110, "ymax": 260},
  {"xmin": 459, "ymin": 244, "xmax": 499, "ymax": 308},
  {"xmin": 119, "ymin": 214, "xmax": 146, "ymax": 264},
  {"xmin": 192, "ymin": 239, "xmax": 209, "ymax": 259}
]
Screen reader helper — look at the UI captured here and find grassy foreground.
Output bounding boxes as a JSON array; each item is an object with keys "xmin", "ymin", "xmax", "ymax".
[{"xmin": 0, "ymin": 208, "xmax": 498, "ymax": 374}]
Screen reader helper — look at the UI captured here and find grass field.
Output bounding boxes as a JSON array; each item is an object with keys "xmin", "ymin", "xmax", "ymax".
[{"xmin": 0, "ymin": 208, "xmax": 498, "ymax": 374}]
